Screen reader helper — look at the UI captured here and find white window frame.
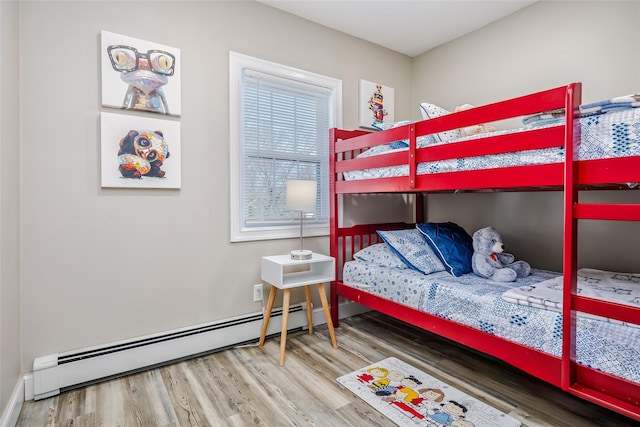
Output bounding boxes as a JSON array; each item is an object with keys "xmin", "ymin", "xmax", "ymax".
[{"xmin": 229, "ymin": 52, "xmax": 342, "ymax": 242}]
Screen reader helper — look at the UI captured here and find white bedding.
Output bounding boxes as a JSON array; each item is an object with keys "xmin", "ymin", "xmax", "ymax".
[
  {"xmin": 502, "ymin": 268, "xmax": 640, "ymax": 327},
  {"xmin": 343, "ymin": 106, "xmax": 640, "ymax": 181}
]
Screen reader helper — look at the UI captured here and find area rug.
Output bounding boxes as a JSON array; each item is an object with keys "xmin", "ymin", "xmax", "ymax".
[{"xmin": 337, "ymin": 357, "xmax": 521, "ymax": 427}]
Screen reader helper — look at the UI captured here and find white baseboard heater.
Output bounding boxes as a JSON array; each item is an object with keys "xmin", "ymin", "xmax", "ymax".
[{"xmin": 32, "ymin": 304, "xmax": 307, "ymax": 400}]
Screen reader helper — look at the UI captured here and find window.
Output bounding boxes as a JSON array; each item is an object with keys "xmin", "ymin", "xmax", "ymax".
[{"xmin": 230, "ymin": 52, "xmax": 342, "ymax": 242}]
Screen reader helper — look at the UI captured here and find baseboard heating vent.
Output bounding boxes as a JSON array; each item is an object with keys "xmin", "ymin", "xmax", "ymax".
[{"xmin": 32, "ymin": 304, "xmax": 307, "ymax": 400}]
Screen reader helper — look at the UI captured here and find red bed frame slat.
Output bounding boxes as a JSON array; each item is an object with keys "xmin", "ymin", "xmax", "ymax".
[
  {"xmin": 418, "ymin": 126, "xmax": 566, "ymax": 162},
  {"xmin": 575, "ymin": 203, "xmax": 640, "ymax": 221},
  {"xmin": 329, "ymin": 83, "xmax": 640, "ymax": 421}
]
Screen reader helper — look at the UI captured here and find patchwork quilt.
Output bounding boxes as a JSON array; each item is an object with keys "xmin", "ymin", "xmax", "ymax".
[
  {"xmin": 344, "ymin": 105, "xmax": 640, "ymax": 180},
  {"xmin": 342, "ymin": 261, "xmax": 640, "ymax": 383}
]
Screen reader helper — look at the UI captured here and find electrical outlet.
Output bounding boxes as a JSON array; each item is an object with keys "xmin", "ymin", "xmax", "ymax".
[{"xmin": 253, "ymin": 284, "xmax": 263, "ymax": 302}]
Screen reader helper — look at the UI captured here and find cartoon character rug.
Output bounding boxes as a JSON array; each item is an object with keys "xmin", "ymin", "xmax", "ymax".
[{"xmin": 337, "ymin": 357, "xmax": 521, "ymax": 427}]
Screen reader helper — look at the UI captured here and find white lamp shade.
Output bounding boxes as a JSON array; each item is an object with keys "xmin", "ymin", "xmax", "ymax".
[{"xmin": 286, "ymin": 180, "xmax": 317, "ymax": 212}]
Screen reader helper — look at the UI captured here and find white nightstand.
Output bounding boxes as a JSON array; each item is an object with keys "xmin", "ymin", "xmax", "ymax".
[{"xmin": 258, "ymin": 253, "xmax": 337, "ymax": 365}]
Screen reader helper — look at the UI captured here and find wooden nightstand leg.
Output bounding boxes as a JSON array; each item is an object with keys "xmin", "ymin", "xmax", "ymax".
[
  {"xmin": 317, "ymin": 283, "xmax": 338, "ymax": 349},
  {"xmin": 258, "ymin": 285, "xmax": 277, "ymax": 347},
  {"xmin": 279, "ymin": 288, "xmax": 291, "ymax": 366},
  {"xmin": 304, "ymin": 285, "xmax": 313, "ymax": 334}
]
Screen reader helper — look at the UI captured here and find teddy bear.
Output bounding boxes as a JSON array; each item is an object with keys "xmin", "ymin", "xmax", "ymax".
[
  {"xmin": 472, "ymin": 227, "xmax": 530, "ymax": 282},
  {"xmin": 455, "ymin": 104, "xmax": 496, "ymax": 137}
]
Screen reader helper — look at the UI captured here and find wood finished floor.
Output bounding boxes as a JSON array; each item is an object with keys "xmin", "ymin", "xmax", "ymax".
[{"xmin": 17, "ymin": 311, "xmax": 637, "ymax": 426}]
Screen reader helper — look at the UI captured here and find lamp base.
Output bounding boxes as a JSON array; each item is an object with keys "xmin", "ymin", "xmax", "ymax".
[{"xmin": 290, "ymin": 249, "xmax": 312, "ymax": 260}]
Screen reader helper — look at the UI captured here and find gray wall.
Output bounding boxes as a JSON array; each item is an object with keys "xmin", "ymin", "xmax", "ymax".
[
  {"xmin": 0, "ymin": 0, "xmax": 21, "ymax": 414},
  {"xmin": 413, "ymin": 0, "xmax": 640, "ymax": 272},
  {"xmin": 2, "ymin": 0, "xmax": 639, "ymax": 416},
  {"xmin": 16, "ymin": 0, "xmax": 412, "ymax": 377}
]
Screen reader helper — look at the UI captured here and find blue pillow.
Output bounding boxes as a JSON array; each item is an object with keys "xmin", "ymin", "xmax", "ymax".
[
  {"xmin": 416, "ymin": 222, "xmax": 473, "ymax": 277},
  {"xmin": 389, "ymin": 140, "xmax": 409, "ymax": 149},
  {"xmin": 376, "ymin": 229, "xmax": 445, "ymax": 275}
]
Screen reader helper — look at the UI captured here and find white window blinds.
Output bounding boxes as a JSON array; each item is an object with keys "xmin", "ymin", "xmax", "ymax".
[{"xmin": 240, "ymin": 68, "xmax": 330, "ymax": 228}]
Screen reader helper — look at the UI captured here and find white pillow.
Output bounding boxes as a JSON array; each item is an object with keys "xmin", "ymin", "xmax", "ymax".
[
  {"xmin": 353, "ymin": 243, "xmax": 410, "ymax": 269},
  {"xmin": 419, "ymin": 102, "xmax": 463, "ymax": 143},
  {"xmin": 371, "ymin": 120, "xmax": 412, "ymax": 131},
  {"xmin": 376, "ymin": 229, "xmax": 446, "ymax": 275}
]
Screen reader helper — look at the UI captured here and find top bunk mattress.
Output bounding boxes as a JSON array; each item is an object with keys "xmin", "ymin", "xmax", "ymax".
[{"xmin": 343, "ymin": 105, "xmax": 640, "ymax": 181}]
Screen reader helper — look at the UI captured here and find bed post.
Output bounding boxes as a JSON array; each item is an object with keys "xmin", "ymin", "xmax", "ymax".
[
  {"xmin": 561, "ymin": 82, "xmax": 582, "ymax": 390},
  {"xmin": 329, "ymin": 128, "xmax": 340, "ymax": 327},
  {"xmin": 415, "ymin": 193, "xmax": 425, "ymax": 224}
]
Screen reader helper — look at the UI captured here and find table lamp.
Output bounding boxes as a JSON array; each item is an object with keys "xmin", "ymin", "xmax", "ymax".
[{"xmin": 286, "ymin": 179, "xmax": 317, "ymax": 260}]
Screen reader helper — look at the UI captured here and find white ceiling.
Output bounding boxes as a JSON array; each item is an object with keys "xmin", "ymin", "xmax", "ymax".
[{"xmin": 258, "ymin": 0, "xmax": 537, "ymax": 57}]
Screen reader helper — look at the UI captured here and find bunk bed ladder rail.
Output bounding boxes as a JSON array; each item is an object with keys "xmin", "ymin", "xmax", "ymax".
[{"xmin": 562, "ymin": 83, "xmax": 640, "ymax": 420}]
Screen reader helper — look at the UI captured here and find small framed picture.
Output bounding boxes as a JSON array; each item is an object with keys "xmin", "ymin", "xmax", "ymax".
[
  {"xmin": 100, "ymin": 112, "xmax": 181, "ymax": 189},
  {"xmin": 359, "ymin": 79, "xmax": 395, "ymax": 129},
  {"xmin": 101, "ymin": 31, "xmax": 181, "ymax": 117}
]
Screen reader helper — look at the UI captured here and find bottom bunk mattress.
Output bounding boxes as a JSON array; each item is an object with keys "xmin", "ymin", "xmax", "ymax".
[{"xmin": 342, "ymin": 261, "xmax": 640, "ymax": 383}]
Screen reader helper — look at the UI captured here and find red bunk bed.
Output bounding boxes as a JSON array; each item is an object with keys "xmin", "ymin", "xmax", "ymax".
[{"xmin": 328, "ymin": 83, "xmax": 640, "ymax": 420}]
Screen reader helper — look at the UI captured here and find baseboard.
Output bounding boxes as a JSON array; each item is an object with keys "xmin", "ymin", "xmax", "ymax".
[
  {"xmin": 32, "ymin": 304, "xmax": 310, "ymax": 400},
  {"xmin": 23, "ymin": 300, "xmax": 369, "ymax": 403},
  {"xmin": 313, "ymin": 299, "xmax": 370, "ymax": 324},
  {"xmin": 23, "ymin": 374, "xmax": 33, "ymax": 403},
  {"xmin": 0, "ymin": 375, "xmax": 25, "ymax": 427},
  {"xmin": 338, "ymin": 300, "xmax": 371, "ymax": 319}
]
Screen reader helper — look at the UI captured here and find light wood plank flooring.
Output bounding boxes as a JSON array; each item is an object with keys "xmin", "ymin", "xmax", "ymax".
[{"xmin": 17, "ymin": 312, "xmax": 637, "ymax": 426}]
